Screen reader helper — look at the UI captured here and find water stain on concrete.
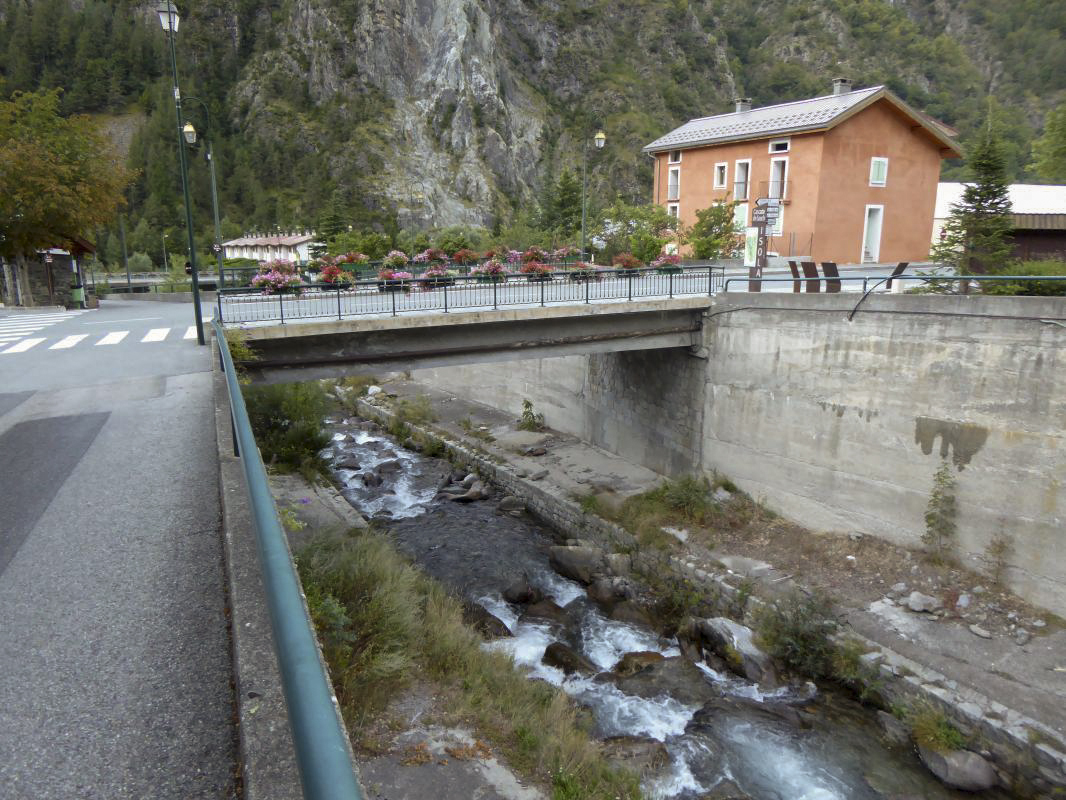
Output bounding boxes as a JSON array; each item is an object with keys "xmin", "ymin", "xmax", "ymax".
[{"xmin": 914, "ymin": 416, "xmax": 989, "ymax": 469}]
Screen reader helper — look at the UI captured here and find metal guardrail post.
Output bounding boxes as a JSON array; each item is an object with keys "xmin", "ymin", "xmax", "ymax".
[
  {"xmin": 669, "ymin": 272, "xmax": 674, "ymax": 298},
  {"xmin": 443, "ymin": 281, "xmax": 448, "ymax": 313},
  {"xmin": 217, "ymin": 292, "xmax": 224, "ymax": 324},
  {"xmin": 627, "ymin": 271, "xmax": 633, "ymax": 301},
  {"xmin": 585, "ymin": 274, "xmax": 590, "ymax": 304},
  {"xmin": 493, "ymin": 278, "xmax": 498, "ymax": 310},
  {"xmin": 337, "ymin": 285, "xmax": 342, "ymax": 320},
  {"xmin": 279, "ymin": 293, "xmax": 285, "ymax": 324},
  {"xmin": 213, "ymin": 319, "xmax": 364, "ymax": 800},
  {"xmin": 391, "ymin": 287, "xmax": 397, "ymax": 316}
]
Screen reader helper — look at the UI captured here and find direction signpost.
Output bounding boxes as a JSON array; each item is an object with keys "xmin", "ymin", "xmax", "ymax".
[{"xmin": 747, "ymin": 198, "xmax": 781, "ymax": 291}]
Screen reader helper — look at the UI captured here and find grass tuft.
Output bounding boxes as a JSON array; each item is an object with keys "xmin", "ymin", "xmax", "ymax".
[
  {"xmin": 244, "ymin": 382, "xmax": 331, "ymax": 481},
  {"xmin": 298, "ymin": 529, "xmax": 641, "ymax": 799}
]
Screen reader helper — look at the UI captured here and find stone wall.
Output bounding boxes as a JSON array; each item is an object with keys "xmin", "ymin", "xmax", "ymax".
[{"xmin": 415, "ymin": 293, "xmax": 1066, "ymax": 612}]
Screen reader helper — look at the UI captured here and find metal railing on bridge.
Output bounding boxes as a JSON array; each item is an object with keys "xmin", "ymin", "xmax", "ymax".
[
  {"xmin": 217, "ymin": 264, "xmax": 725, "ymax": 325},
  {"xmin": 214, "ymin": 318, "xmax": 364, "ymax": 800}
]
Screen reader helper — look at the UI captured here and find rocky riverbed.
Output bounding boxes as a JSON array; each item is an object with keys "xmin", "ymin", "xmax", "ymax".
[{"xmin": 325, "ymin": 413, "xmax": 1009, "ymax": 800}]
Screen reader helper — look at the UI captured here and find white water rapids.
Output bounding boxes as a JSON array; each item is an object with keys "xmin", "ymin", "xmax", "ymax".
[{"xmin": 326, "ymin": 423, "xmax": 983, "ymax": 800}]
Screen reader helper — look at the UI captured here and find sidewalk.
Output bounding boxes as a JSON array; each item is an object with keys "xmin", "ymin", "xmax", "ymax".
[{"xmin": 0, "ymin": 336, "xmax": 236, "ymax": 798}]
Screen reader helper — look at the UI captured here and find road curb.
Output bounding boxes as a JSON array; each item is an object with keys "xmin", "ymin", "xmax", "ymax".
[{"xmin": 213, "ymin": 364, "xmax": 303, "ymax": 800}]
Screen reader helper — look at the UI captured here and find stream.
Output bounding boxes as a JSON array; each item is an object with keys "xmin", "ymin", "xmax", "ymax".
[{"xmin": 326, "ymin": 417, "xmax": 998, "ymax": 800}]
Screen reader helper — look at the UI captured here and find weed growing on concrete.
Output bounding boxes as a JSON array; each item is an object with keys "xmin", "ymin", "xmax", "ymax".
[
  {"xmin": 984, "ymin": 530, "xmax": 1014, "ymax": 586},
  {"xmin": 575, "ymin": 492, "xmax": 604, "ymax": 516},
  {"xmin": 923, "ymin": 459, "xmax": 958, "ymax": 563},
  {"xmin": 245, "ymin": 382, "xmax": 331, "ymax": 481},
  {"xmin": 298, "ymin": 529, "xmax": 641, "ymax": 799},
  {"xmin": 830, "ymin": 637, "xmax": 886, "ymax": 704},
  {"xmin": 456, "ymin": 416, "xmax": 495, "ymax": 443},
  {"xmin": 754, "ymin": 590, "xmax": 838, "ymax": 679},
  {"xmin": 907, "ymin": 702, "xmax": 967, "ymax": 752},
  {"xmin": 336, "ymin": 374, "xmax": 378, "ymax": 401},
  {"xmin": 224, "ymin": 329, "xmax": 258, "ymax": 383},
  {"xmin": 649, "ymin": 574, "xmax": 707, "ymax": 630},
  {"xmin": 278, "ymin": 507, "xmax": 306, "ymax": 533},
  {"xmin": 394, "ymin": 394, "xmax": 436, "ymax": 425},
  {"xmin": 517, "ymin": 399, "xmax": 545, "ymax": 432}
]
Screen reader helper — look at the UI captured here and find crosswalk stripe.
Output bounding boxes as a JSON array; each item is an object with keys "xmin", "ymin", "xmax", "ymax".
[
  {"xmin": 2, "ymin": 338, "xmax": 45, "ymax": 353},
  {"xmin": 183, "ymin": 326, "xmax": 197, "ymax": 340},
  {"xmin": 0, "ymin": 324, "xmax": 50, "ymax": 332},
  {"xmin": 50, "ymin": 334, "xmax": 88, "ymax": 350},
  {"xmin": 141, "ymin": 328, "xmax": 170, "ymax": 342},
  {"xmin": 96, "ymin": 331, "xmax": 129, "ymax": 346}
]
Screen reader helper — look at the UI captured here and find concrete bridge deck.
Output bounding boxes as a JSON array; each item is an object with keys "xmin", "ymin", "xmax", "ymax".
[{"xmin": 235, "ymin": 297, "xmax": 713, "ymax": 383}]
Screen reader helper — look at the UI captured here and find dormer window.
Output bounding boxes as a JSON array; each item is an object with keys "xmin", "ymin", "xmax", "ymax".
[
  {"xmin": 668, "ymin": 150, "xmax": 682, "ymax": 164},
  {"xmin": 768, "ymin": 139, "xmax": 790, "ymax": 154}
]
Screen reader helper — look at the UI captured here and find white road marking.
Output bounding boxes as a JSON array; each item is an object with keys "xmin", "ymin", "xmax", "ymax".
[
  {"xmin": 83, "ymin": 317, "xmax": 163, "ymax": 324},
  {"xmin": 183, "ymin": 326, "xmax": 197, "ymax": 339},
  {"xmin": 49, "ymin": 334, "xmax": 89, "ymax": 349},
  {"xmin": 96, "ymin": 331, "xmax": 129, "ymax": 346},
  {"xmin": 141, "ymin": 328, "xmax": 170, "ymax": 342},
  {"xmin": 2, "ymin": 338, "xmax": 45, "ymax": 353}
]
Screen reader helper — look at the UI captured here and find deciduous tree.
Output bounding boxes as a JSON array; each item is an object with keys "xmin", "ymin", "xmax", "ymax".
[{"xmin": 0, "ymin": 86, "xmax": 134, "ymax": 302}]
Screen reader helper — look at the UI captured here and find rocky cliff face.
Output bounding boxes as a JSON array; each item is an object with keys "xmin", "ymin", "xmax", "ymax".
[{"xmin": 225, "ymin": 0, "xmax": 741, "ymax": 227}]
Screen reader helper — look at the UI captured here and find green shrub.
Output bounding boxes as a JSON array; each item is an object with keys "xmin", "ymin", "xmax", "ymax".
[
  {"xmin": 244, "ymin": 382, "xmax": 331, "ymax": 480},
  {"xmin": 907, "ymin": 703, "xmax": 967, "ymax": 752},
  {"xmin": 517, "ymin": 399, "xmax": 545, "ymax": 432},
  {"xmin": 923, "ymin": 459, "xmax": 958, "ymax": 563},
  {"xmin": 754, "ymin": 590, "xmax": 838, "ymax": 679},
  {"xmin": 983, "ymin": 259, "xmax": 1066, "ymax": 296}
]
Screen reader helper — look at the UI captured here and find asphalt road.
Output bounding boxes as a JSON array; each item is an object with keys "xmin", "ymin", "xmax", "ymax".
[{"xmin": 0, "ymin": 300, "xmax": 237, "ymax": 799}]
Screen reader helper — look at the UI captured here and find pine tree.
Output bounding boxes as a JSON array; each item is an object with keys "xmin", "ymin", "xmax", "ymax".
[
  {"xmin": 932, "ymin": 118, "xmax": 1013, "ymax": 276},
  {"xmin": 1030, "ymin": 103, "xmax": 1066, "ymax": 183}
]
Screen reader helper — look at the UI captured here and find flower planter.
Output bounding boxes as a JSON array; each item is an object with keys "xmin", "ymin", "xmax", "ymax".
[
  {"xmin": 656, "ymin": 266, "xmax": 683, "ymax": 275},
  {"xmin": 568, "ymin": 270, "xmax": 600, "ymax": 282},
  {"xmin": 526, "ymin": 274, "xmax": 554, "ymax": 283},
  {"xmin": 377, "ymin": 280, "xmax": 411, "ymax": 293},
  {"xmin": 474, "ymin": 274, "xmax": 507, "ymax": 284},
  {"xmin": 421, "ymin": 276, "xmax": 455, "ymax": 289}
]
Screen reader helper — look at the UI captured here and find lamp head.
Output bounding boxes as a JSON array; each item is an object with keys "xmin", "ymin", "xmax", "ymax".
[
  {"xmin": 594, "ymin": 130, "xmax": 606, "ymax": 149},
  {"xmin": 156, "ymin": 1, "xmax": 179, "ymax": 32},
  {"xmin": 182, "ymin": 122, "xmax": 197, "ymax": 144}
]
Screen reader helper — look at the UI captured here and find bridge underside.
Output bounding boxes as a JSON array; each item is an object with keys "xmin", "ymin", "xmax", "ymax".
[{"xmin": 236, "ymin": 300, "xmax": 710, "ymax": 384}]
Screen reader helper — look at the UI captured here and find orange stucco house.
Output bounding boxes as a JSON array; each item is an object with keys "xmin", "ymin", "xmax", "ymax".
[{"xmin": 643, "ymin": 79, "xmax": 962, "ymax": 265}]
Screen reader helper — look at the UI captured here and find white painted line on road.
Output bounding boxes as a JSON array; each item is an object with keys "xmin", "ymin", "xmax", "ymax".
[
  {"xmin": 0, "ymin": 323, "xmax": 51, "ymax": 331},
  {"xmin": 2, "ymin": 338, "xmax": 45, "ymax": 353},
  {"xmin": 183, "ymin": 326, "xmax": 197, "ymax": 340},
  {"xmin": 96, "ymin": 331, "xmax": 129, "ymax": 346},
  {"xmin": 49, "ymin": 334, "xmax": 89, "ymax": 349},
  {"xmin": 141, "ymin": 328, "xmax": 170, "ymax": 342},
  {"xmin": 84, "ymin": 317, "xmax": 163, "ymax": 325}
]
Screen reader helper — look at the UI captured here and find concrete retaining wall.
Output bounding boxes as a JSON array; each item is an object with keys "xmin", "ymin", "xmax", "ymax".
[{"xmin": 415, "ymin": 294, "xmax": 1066, "ymax": 613}]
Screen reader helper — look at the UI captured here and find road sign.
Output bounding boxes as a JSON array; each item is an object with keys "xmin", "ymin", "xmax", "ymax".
[
  {"xmin": 756, "ymin": 197, "xmax": 782, "ymax": 208},
  {"xmin": 212, "ymin": 243, "xmax": 222, "ymax": 253},
  {"xmin": 752, "ymin": 208, "xmax": 768, "ymax": 225}
]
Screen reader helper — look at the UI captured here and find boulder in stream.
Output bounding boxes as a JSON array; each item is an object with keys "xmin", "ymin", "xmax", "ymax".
[
  {"xmin": 335, "ymin": 455, "xmax": 362, "ymax": 470},
  {"xmin": 698, "ymin": 618, "xmax": 778, "ymax": 688},
  {"xmin": 613, "ymin": 650, "xmax": 666, "ymax": 677},
  {"xmin": 376, "ymin": 459, "xmax": 403, "ymax": 475},
  {"xmin": 462, "ymin": 602, "xmax": 513, "ymax": 639},
  {"xmin": 519, "ymin": 599, "xmax": 572, "ymax": 626},
  {"xmin": 687, "ymin": 694, "xmax": 811, "ymax": 733},
  {"xmin": 449, "ymin": 480, "xmax": 489, "ymax": 503},
  {"xmin": 502, "ymin": 574, "xmax": 543, "ymax": 605},
  {"xmin": 600, "ymin": 736, "xmax": 670, "ymax": 777},
  {"xmin": 542, "ymin": 642, "xmax": 598, "ymax": 675},
  {"xmin": 609, "ymin": 601, "xmax": 654, "ymax": 627},
  {"xmin": 587, "ymin": 576, "xmax": 634, "ymax": 607},
  {"xmin": 548, "ymin": 545, "xmax": 606, "ymax": 585},
  {"xmin": 917, "ymin": 746, "xmax": 998, "ymax": 792},
  {"xmin": 603, "ymin": 656, "xmax": 721, "ymax": 705},
  {"xmin": 496, "ymin": 496, "xmax": 526, "ymax": 515}
]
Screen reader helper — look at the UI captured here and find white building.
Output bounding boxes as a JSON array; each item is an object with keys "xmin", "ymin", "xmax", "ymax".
[
  {"xmin": 933, "ymin": 183, "xmax": 1066, "ymax": 240},
  {"xmin": 221, "ymin": 232, "xmax": 316, "ymax": 264}
]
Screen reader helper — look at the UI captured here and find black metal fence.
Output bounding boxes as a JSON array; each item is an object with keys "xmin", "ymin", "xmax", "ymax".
[{"xmin": 217, "ymin": 265, "xmax": 724, "ymax": 324}]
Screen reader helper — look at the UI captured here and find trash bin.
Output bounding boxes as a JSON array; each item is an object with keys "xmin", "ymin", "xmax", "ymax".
[{"xmin": 71, "ymin": 286, "xmax": 85, "ymax": 303}]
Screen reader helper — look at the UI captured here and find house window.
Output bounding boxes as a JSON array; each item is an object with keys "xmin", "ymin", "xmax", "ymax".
[
  {"xmin": 769, "ymin": 157, "xmax": 788, "ymax": 200},
  {"xmin": 713, "ymin": 162, "xmax": 728, "ymax": 190},
  {"xmin": 668, "ymin": 150, "xmax": 682, "ymax": 164},
  {"xmin": 733, "ymin": 202, "xmax": 749, "ymax": 230},
  {"xmin": 869, "ymin": 157, "xmax": 889, "ymax": 187},
  {"xmin": 768, "ymin": 138, "xmax": 790, "ymax": 154},
  {"xmin": 668, "ymin": 203, "xmax": 679, "ymax": 218},
  {"xmin": 734, "ymin": 160, "xmax": 751, "ymax": 201},
  {"xmin": 668, "ymin": 167, "xmax": 680, "ymax": 201}
]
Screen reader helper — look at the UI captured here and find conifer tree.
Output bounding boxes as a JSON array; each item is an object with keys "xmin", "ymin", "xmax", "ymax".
[
  {"xmin": 932, "ymin": 118, "xmax": 1013, "ymax": 275},
  {"xmin": 1030, "ymin": 103, "xmax": 1066, "ymax": 183}
]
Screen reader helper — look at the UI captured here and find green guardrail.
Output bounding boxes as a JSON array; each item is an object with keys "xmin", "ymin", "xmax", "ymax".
[{"xmin": 214, "ymin": 318, "xmax": 364, "ymax": 800}]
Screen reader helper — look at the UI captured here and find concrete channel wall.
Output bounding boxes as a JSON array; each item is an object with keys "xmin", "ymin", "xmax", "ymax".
[{"xmin": 414, "ymin": 293, "xmax": 1066, "ymax": 614}]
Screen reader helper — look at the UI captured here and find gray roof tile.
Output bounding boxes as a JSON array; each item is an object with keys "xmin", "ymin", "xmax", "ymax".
[{"xmin": 644, "ymin": 86, "xmax": 884, "ymax": 152}]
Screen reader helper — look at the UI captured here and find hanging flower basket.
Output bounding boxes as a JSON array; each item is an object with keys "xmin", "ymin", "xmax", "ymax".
[
  {"xmin": 652, "ymin": 254, "xmax": 683, "ymax": 274},
  {"xmin": 567, "ymin": 262, "xmax": 601, "ymax": 282},
  {"xmin": 377, "ymin": 269, "xmax": 413, "ymax": 292},
  {"xmin": 471, "ymin": 260, "xmax": 509, "ymax": 283},
  {"xmin": 521, "ymin": 261, "xmax": 554, "ymax": 282}
]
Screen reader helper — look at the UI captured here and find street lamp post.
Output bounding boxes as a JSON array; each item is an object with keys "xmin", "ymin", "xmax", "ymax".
[
  {"xmin": 157, "ymin": 1, "xmax": 205, "ymax": 346},
  {"xmin": 181, "ymin": 104, "xmax": 226, "ymax": 290},
  {"xmin": 580, "ymin": 129, "xmax": 606, "ymax": 263}
]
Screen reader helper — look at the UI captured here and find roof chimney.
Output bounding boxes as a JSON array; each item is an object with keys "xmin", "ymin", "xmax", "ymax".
[
  {"xmin": 832, "ymin": 77, "xmax": 852, "ymax": 96},
  {"xmin": 734, "ymin": 97, "xmax": 752, "ymax": 113}
]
